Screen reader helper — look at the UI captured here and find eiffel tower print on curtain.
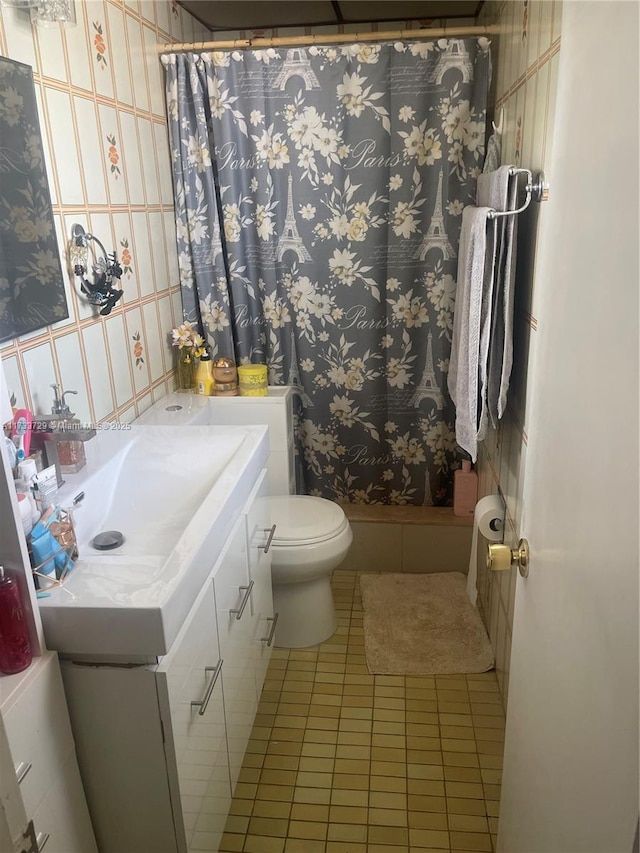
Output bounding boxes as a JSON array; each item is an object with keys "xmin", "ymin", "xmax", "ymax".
[
  {"xmin": 414, "ymin": 169, "xmax": 456, "ymax": 262},
  {"xmin": 274, "ymin": 49, "xmax": 321, "ymax": 91},
  {"xmin": 277, "ymin": 174, "xmax": 312, "ymax": 264},
  {"xmin": 409, "ymin": 331, "xmax": 445, "ymax": 410},
  {"xmin": 427, "ymin": 40, "xmax": 475, "ymax": 85},
  {"xmin": 286, "ymin": 330, "xmax": 313, "ymax": 406}
]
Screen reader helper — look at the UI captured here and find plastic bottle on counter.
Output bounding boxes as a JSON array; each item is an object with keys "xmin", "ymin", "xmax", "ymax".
[
  {"xmin": 453, "ymin": 459, "xmax": 478, "ymax": 518},
  {"xmin": 195, "ymin": 352, "xmax": 214, "ymax": 396},
  {"xmin": 0, "ymin": 566, "xmax": 32, "ymax": 675}
]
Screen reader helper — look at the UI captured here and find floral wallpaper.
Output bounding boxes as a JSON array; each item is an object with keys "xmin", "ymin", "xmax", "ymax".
[
  {"xmin": 163, "ymin": 39, "xmax": 490, "ymax": 504},
  {"xmin": 0, "ymin": 56, "xmax": 68, "ymax": 342}
]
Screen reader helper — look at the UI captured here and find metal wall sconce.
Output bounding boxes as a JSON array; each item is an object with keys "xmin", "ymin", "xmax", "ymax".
[
  {"xmin": 0, "ymin": 0, "xmax": 76, "ymax": 26},
  {"xmin": 70, "ymin": 224, "xmax": 123, "ymax": 317}
]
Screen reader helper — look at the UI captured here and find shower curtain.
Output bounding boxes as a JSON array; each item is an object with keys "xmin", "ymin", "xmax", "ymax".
[{"xmin": 162, "ymin": 39, "xmax": 490, "ymax": 505}]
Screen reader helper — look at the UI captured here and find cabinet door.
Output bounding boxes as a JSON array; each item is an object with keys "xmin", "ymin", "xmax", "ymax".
[
  {"xmin": 30, "ymin": 750, "xmax": 97, "ymax": 853},
  {"xmin": 156, "ymin": 579, "xmax": 230, "ymax": 853},
  {"xmin": 245, "ymin": 470, "xmax": 276, "ymax": 700},
  {"xmin": 212, "ymin": 515, "xmax": 257, "ymax": 790}
]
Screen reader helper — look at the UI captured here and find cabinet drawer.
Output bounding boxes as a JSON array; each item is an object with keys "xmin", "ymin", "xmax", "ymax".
[
  {"xmin": 156, "ymin": 578, "xmax": 230, "ymax": 853},
  {"xmin": 3, "ymin": 653, "xmax": 75, "ymax": 818},
  {"xmin": 31, "ymin": 750, "xmax": 97, "ymax": 853}
]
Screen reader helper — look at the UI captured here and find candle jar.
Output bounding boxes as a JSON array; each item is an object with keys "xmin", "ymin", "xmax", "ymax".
[
  {"xmin": 238, "ymin": 364, "xmax": 268, "ymax": 396},
  {"xmin": 212, "ymin": 357, "xmax": 237, "ymax": 386}
]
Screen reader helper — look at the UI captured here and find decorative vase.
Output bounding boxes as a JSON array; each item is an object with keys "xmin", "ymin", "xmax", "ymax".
[{"xmin": 177, "ymin": 349, "xmax": 195, "ymax": 391}]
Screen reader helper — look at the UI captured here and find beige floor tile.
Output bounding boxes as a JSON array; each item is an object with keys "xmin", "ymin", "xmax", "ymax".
[
  {"xmin": 243, "ymin": 835, "xmax": 286, "ymax": 853},
  {"xmin": 288, "ymin": 820, "xmax": 328, "ymax": 840},
  {"xmin": 449, "ymin": 830, "xmax": 493, "ymax": 850},
  {"xmin": 225, "ymin": 572, "xmax": 503, "ymax": 853},
  {"xmin": 367, "ymin": 825, "xmax": 409, "ymax": 845},
  {"xmin": 251, "ymin": 800, "xmax": 292, "ymax": 819},
  {"xmin": 327, "ymin": 822, "xmax": 368, "ymax": 842}
]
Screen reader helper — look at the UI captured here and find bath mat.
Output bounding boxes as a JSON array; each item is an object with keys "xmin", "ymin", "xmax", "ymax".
[{"xmin": 359, "ymin": 572, "xmax": 494, "ymax": 675}]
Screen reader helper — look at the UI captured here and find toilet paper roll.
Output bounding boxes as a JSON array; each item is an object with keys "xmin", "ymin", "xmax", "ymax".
[{"xmin": 466, "ymin": 494, "xmax": 505, "ymax": 605}]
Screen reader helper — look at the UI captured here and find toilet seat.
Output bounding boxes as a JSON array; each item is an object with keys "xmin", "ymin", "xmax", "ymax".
[{"xmin": 268, "ymin": 496, "xmax": 347, "ymax": 546}]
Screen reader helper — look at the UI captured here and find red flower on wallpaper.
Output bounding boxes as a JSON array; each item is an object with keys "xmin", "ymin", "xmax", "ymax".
[
  {"xmin": 93, "ymin": 22, "xmax": 108, "ymax": 69},
  {"xmin": 120, "ymin": 238, "xmax": 133, "ymax": 277},
  {"xmin": 106, "ymin": 134, "xmax": 121, "ymax": 179},
  {"xmin": 132, "ymin": 331, "xmax": 144, "ymax": 368}
]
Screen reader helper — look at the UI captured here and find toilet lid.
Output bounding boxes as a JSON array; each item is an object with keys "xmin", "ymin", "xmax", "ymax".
[{"xmin": 268, "ymin": 496, "xmax": 347, "ymax": 546}]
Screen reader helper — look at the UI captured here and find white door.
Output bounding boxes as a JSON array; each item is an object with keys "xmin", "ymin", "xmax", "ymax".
[{"xmin": 498, "ymin": 4, "xmax": 639, "ymax": 852}]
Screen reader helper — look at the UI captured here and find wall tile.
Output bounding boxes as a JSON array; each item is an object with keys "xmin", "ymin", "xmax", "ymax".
[
  {"xmin": 163, "ymin": 211, "xmax": 179, "ymax": 287},
  {"xmin": 123, "ymin": 305, "xmax": 150, "ymax": 393},
  {"xmin": 110, "ymin": 211, "xmax": 139, "ymax": 302},
  {"xmin": 21, "ymin": 342, "xmax": 56, "ymax": 415},
  {"xmin": 2, "ymin": 355, "xmax": 26, "ymax": 410},
  {"xmin": 157, "ymin": 294, "xmax": 174, "ymax": 372},
  {"xmin": 73, "ymin": 96, "xmax": 108, "ymax": 205},
  {"xmin": 148, "ymin": 210, "xmax": 168, "ymax": 288},
  {"xmin": 538, "ymin": 0, "xmax": 554, "ymax": 55},
  {"xmin": 65, "ymin": 0, "xmax": 93, "ymax": 91},
  {"xmin": 139, "ymin": 2, "xmax": 156, "ymax": 27},
  {"xmin": 119, "ymin": 109, "xmax": 145, "ymax": 204},
  {"xmin": 155, "ymin": 0, "xmax": 171, "ymax": 37},
  {"xmin": 131, "ymin": 212, "xmax": 155, "ymax": 297},
  {"xmin": 44, "ymin": 87, "xmax": 84, "ymax": 205},
  {"xmin": 88, "ymin": 4, "xmax": 115, "ymax": 100},
  {"xmin": 531, "ymin": 61, "xmax": 549, "ymax": 170},
  {"xmin": 35, "ymin": 17, "xmax": 66, "ymax": 82},
  {"xmin": 98, "ymin": 103, "xmax": 128, "ymax": 205},
  {"xmin": 125, "ymin": 12, "xmax": 149, "ymax": 112},
  {"xmin": 106, "ymin": 0, "xmax": 134, "ymax": 106},
  {"xmin": 521, "ymin": 75, "xmax": 537, "ymax": 167},
  {"xmin": 33, "ymin": 85, "xmax": 57, "ymax": 206},
  {"xmin": 143, "ymin": 22, "xmax": 164, "ymax": 116},
  {"xmin": 50, "ymin": 215, "xmax": 76, "ymax": 331},
  {"xmin": 119, "ymin": 405, "xmax": 137, "ymax": 423},
  {"xmin": 105, "ymin": 313, "xmax": 134, "ymax": 407},
  {"xmin": 54, "ymin": 331, "xmax": 91, "ymax": 423},
  {"xmin": 81, "ymin": 323, "xmax": 114, "ymax": 422},
  {"xmin": 153, "ymin": 121, "xmax": 174, "ymax": 204},
  {"xmin": 142, "ymin": 301, "xmax": 164, "ymax": 382},
  {"xmin": 138, "ymin": 117, "xmax": 160, "ymax": 205},
  {"xmin": 2, "ymin": 5, "xmax": 37, "ymax": 69},
  {"xmin": 551, "ymin": 0, "xmax": 562, "ymax": 43},
  {"xmin": 525, "ymin": 0, "xmax": 542, "ymax": 71}
]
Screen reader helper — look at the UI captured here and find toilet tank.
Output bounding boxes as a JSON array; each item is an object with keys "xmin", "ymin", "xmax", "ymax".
[{"xmin": 135, "ymin": 387, "xmax": 295, "ymax": 496}]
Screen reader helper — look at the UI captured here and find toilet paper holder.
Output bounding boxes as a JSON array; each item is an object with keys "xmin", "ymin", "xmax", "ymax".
[{"xmin": 487, "ymin": 539, "xmax": 530, "ymax": 578}]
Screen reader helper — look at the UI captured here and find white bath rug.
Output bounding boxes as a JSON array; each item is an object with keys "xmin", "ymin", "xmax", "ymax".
[{"xmin": 359, "ymin": 572, "xmax": 494, "ymax": 675}]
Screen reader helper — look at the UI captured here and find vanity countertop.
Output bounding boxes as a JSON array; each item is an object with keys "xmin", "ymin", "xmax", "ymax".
[{"xmin": 37, "ymin": 423, "xmax": 268, "ymax": 659}]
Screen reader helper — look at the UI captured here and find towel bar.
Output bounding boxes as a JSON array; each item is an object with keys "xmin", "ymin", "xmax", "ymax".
[{"xmin": 487, "ymin": 168, "xmax": 548, "ymax": 220}]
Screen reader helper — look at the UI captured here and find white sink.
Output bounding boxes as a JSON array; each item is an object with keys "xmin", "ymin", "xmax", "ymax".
[{"xmin": 38, "ymin": 424, "xmax": 269, "ymax": 658}]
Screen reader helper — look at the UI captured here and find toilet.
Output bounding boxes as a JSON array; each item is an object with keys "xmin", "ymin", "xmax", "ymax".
[
  {"xmin": 134, "ymin": 389, "xmax": 353, "ymax": 648},
  {"xmin": 267, "ymin": 496, "xmax": 352, "ymax": 648}
]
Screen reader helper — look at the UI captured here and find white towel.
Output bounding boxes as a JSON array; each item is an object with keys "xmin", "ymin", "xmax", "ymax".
[
  {"xmin": 475, "ymin": 165, "xmax": 514, "ymax": 439},
  {"xmin": 448, "ymin": 205, "xmax": 492, "ymax": 461}
]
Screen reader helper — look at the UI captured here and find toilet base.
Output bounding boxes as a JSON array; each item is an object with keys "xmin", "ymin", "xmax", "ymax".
[{"xmin": 273, "ymin": 575, "xmax": 337, "ymax": 648}]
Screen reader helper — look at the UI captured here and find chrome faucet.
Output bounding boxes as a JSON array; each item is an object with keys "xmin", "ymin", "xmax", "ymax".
[{"xmin": 51, "ymin": 383, "xmax": 78, "ymax": 417}]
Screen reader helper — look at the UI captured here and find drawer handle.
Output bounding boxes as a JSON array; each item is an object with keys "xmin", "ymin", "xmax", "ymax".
[
  {"xmin": 262, "ymin": 613, "xmax": 279, "ymax": 647},
  {"xmin": 230, "ymin": 579, "xmax": 254, "ymax": 620},
  {"xmin": 36, "ymin": 832, "xmax": 50, "ymax": 851},
  {"xmin": 16, "ymin": 761, "xmax": 32, "ymax": 784},
  {"xmin": 262, "ymin": 524, "xmax": 277, "ymax": 554},
  {"xmin": 191, "ymin": 659, "xmax": 223, "ymax": 716}
]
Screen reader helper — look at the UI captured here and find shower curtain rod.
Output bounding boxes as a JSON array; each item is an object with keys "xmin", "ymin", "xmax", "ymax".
[{"xmin": 157, "ymin": 24, "xmax": 500, "ymax": 54}]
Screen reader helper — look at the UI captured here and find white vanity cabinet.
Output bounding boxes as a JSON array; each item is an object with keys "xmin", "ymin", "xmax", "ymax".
[
  {"xmin": 59, "ymin": 468, "xmax": 276, "ymax": 853},
  {"xmin": 0, "ymin": 653, "xmax": 97, "ymax": 853}
]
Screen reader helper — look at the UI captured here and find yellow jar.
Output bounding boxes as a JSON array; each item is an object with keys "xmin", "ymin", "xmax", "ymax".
[{"xmin": 237, "ymin": 364, "xmax": 268, "ymax": 396}]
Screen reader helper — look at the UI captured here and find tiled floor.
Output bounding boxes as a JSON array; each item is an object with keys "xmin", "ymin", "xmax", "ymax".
[{"xmin": 220, "ymin": 570, "xmax": 505, "ymax": 853}]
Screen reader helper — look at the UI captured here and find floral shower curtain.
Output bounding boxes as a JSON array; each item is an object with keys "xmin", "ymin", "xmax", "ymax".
[{"xmin": 162, "ymin": 39, "xmax": 490, "ymax": 505}]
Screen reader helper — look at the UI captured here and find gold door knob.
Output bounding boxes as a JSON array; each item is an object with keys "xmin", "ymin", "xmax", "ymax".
[{"xmin": 487, "ymin": 539, "xmax": 530, "ymax": 577}]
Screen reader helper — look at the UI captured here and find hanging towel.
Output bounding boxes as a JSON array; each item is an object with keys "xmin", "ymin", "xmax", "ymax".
[
  {"xmin": 448, "ymin": 205, "xmax": 492, "ymax": 461},
  {"xmin": 481, "ymin": 168, "xmax": 519, "ymax": 429},
  {"xmin": 475, "ymin": 165, "xmax": 514, "ymax": 439}
]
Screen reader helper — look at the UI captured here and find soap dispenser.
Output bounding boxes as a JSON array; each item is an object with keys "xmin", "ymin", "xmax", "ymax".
[{"xmin": 453, "ymin": 458, "xmax": 478, "ymax": 517}]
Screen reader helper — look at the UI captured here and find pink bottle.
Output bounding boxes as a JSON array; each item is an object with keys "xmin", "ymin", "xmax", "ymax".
[
  {"xmin": 453, "ymin": 460, "xmax": 478, "ymax": 517},
  {"xmin": 0, "ymin": 566, "xmax": 32, "ymax": 675}
]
